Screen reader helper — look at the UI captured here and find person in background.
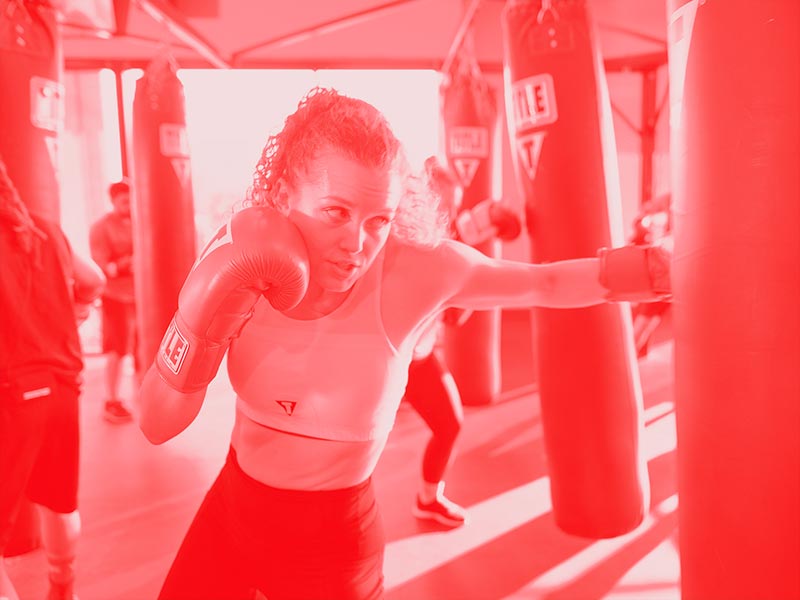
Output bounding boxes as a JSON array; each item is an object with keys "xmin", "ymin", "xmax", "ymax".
[
  {"xmin": 0, "ymin": 156, "xmax": 105, "ymax": 600},
  {"xmin": 403, "ymin": 158, "xmax": 468, "ymax": 527},
  {"xmin": 404, "ymin": 156, "xmax": 522, "ymax": 528},
  {"xmin": 89, "ymin": 179, "xmax": 136, "ymax": 423}
]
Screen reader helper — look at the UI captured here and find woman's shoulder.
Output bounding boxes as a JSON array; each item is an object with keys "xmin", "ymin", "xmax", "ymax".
[
  {"xmin": 384, "ymin": 234, "xmax": 456, "ymax": 265},
  {"xmin": 384, "ymin": 235, "xmax": 440, "ymax": 275},
  {"xmin": 382, "ymin": 236, "xmax": 468, "ymax": 293}
]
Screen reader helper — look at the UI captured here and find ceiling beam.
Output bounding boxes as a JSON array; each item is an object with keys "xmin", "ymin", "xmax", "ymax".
[
  {"xmin": 596, "ymin": 21, "xmax": 667, "ymax": 49},
  {"xmin": 230, "ymin": 0, "xmax": 421, "ymax": 64},
  {"xmin": 135, "ymin": 0, "xmax": 231, "ymax": 68},
  {"xmin": 64, "ymin": 51, "xmax": 668, "ymax": 74}
]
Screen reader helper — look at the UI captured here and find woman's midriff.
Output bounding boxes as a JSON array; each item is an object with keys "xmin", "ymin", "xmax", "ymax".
[{"xmin": 230, "ymin": 407, "xmax": 390, "ymax": 491}]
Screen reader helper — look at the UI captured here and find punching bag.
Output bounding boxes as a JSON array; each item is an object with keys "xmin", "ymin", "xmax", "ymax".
[
  {"xmin": 668, "ymin": 1, "xmax": 800, "ymax": 598},
  {"xmin": 502, "ymin": 0, "xmax": 649, "ymax": 538},
  {"xmin": 132, "ymin": 55, "xmax": 197, "ymax": 376},
  {"xmin": 441, "ymin": 58, "xmax": 502, "ymax": 407},
  {"xmin": 0, "ymin": 0, "xmax": 62, "ymax": 222},
  {"xmin": 0, "ymin": 0, "xmax": 63, "ymax": 557}
]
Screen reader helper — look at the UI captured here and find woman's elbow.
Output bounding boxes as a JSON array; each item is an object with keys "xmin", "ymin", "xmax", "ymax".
[{"xmin": 136, "ymin": 366, "xmax": 206, "ymax": 445}]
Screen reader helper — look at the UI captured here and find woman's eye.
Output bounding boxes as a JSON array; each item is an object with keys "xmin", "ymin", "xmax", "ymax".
[
  {"xmin": 323, "ymin": 207, "xmax": 349, "ymax": 221},
  {"xmin": 365, "ymin": 216, "xmax": 392, "ymax": 231}
]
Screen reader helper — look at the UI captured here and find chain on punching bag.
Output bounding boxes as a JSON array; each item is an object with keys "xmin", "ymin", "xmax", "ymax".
[
  {"xmin": 668, "ymin": 1, "xmax": 800, "ymax": 598},
  {"xmin": 441, "ymin": 56, "xmax": 502, "ymax": 407},
  {"xmin": 132, "ymin": 55, "xmax": 197, "ymax": 377},
  {"xmin": 501, "ymin": 0, "xmax": 649, "ymax": 538},
  {"xmin": 0, "ymin": 0, "xmax": 62, "ymax": 222}
]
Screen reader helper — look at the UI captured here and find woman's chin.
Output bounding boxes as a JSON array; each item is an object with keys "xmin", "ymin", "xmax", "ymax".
[
  {"xmin": 322, "ymin": 277, "xmax": 355, "ymax": 294},
  {"xmin": 309, "ymin": 272, "xmax": 355, "ymax": 296}
]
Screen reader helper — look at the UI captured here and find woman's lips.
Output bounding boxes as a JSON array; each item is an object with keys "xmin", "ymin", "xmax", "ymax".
[{"xmin": 329, "ymin": 260, "xmax": 359, "ymax": 278}]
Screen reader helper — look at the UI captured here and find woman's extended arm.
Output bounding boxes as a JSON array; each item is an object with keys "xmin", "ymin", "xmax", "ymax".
[{"xmin": 439, "ymin": 239, "xmax": 670, "ymax": 311}]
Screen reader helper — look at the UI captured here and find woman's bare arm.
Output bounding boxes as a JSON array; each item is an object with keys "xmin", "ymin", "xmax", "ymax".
[{"xmin": 437, "ymin": 239, "xmax": 669, "ymax": 311}]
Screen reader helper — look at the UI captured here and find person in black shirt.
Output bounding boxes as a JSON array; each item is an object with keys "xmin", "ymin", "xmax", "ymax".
[{"xmin": 0, "ymin": 157, "xmax": 105, "ymax": 600}]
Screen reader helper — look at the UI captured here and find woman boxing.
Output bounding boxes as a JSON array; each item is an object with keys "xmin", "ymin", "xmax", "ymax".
[{"xmin": 137, "ymin": 87, "xmax": 670, "ymax": 600}]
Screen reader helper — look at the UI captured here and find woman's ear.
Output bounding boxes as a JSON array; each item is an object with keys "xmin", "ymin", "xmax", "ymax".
[{"xmin": 274, "ymin": 179, "xmax": 291, "ymax": 216}]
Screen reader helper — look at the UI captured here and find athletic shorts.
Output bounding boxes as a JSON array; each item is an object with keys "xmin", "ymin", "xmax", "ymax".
[
  {"xmin": 0, "ymin": 375, "xmax": 80, "ymax": 553},
  {"xmin": 159, "ymin": 446, "xmax": 386, "ymax": 600},
  {"xmin": 101, "ymin": 296, "xmax": 136, "ymax": 357}
]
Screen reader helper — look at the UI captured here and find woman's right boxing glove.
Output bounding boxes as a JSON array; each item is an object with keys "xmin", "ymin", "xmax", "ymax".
[
  {"xmin": 597, "ymin": 244, "xmax": 672, "ymax": 303},
  {"xmin": 153, "ymin": 207, "xmax": 310, "ymax": 394}
]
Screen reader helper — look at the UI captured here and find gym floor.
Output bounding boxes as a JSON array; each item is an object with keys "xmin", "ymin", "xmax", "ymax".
[{"xmin": 6, "ymin": 310, "xmax": 679, "ymax": 599}]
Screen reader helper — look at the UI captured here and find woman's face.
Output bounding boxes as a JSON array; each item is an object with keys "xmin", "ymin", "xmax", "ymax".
[{"xmin": 285, "ymin": 150, "xmax": 399, "ymax": 294}]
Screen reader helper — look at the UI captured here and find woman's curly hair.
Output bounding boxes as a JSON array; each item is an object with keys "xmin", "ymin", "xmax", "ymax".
[{"xmin": 246, "ymin": 87, "xmax": 448, "ymax": 247}]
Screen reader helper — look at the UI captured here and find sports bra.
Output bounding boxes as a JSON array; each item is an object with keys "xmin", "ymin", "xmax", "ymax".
[{"xmin": 227, "ymin": 250, "xmax": 417, "ymax": 442}]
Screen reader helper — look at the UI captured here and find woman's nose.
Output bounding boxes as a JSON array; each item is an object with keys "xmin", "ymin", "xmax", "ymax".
[{"xmin": 339, "ymin": 223, "xmax": 366, "ymax": 254}]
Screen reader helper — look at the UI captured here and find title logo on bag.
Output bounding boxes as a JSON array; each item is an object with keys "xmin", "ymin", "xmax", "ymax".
[
  {"xmin": 159, "ymin": 123, "xmax": 189, "ymax": 157},
  {"xmin": 159, "ymin": 123, "xmax": 192, "ymax": 187},
  {"xmin": 510, "ymin": 74, "xmax": 557, "ymax": 182},
  {"xmin": 515, "ymin": 132, "xmax": 546, "ymax": 181},
  {"xmin": 161, "ymin": 320, "xmax": 189, "ymax": 375},
  {"xmin": 510, "ymin": 74, "xmax": 558, "ymax": 132},
  {"xmin": 448, "ymin": 126, "xmax": 488, "ymax": 187}
]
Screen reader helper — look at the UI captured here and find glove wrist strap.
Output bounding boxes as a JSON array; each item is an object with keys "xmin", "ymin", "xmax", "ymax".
[{"xmin": 154, "ymin": 313, "xmax": 227, "ymax": 393}]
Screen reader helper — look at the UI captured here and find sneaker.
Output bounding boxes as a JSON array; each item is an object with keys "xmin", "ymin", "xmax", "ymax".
[
  {"xmin": 47, "ymin": 580, "xmax": 79, "ymax": 600},
  {"xmin": 103, "ymin": 399, "xmax": 133, "ymax": 423},
  {"xmin": 412, "ymin": 494, "xmax": 468, "ymax": 528}
]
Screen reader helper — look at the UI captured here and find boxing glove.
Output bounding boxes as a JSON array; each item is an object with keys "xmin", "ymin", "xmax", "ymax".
[
  {"xmin": 598, "ymin": 244, "xmax": 672, "ymax": 303},
  {"xmin": 154, "ymin": 207, "xmax": 309, "ymax": 394},
  {"xmin": 455, "ymin": 199, "xmax": 522, "ymax": 246}
]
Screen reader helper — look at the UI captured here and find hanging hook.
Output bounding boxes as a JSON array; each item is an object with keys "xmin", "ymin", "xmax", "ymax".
[{"xmin": 537, "ymin": 0, "xmax": 560, "ymax": 24}]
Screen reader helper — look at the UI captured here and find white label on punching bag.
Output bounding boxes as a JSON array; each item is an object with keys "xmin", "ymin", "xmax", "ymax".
[
  {"xmin": 448, "ymin": 127, "xmax": 489, "ymax": 158},
  {"xmin": 448, "ymin": 127, "xmax": 488, "ymax": 188},
  {"xmin": 510, "ymin": 74, "xmax": 558, "ymax": 133},
  {"xmin": 515, "ymin": 132, "xmax": 546, "ymax": 181},
  {"xmin": 29, "ymin": 77, "xmax": 64, "ymax": 132},
  {"xmin": 159, "ymin": 123, "xmax": 189, "ymax": 157}
]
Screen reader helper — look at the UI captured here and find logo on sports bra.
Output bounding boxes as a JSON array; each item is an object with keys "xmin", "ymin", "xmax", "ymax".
[{"xmin": 276, "ymin": 400, "xmax": 297, "ymax": 416}]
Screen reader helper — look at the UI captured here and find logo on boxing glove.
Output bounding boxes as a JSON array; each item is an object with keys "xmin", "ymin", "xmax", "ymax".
[{"xmin": 160, "ymin": 319, "xmax": 189, "ymax": 375}]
